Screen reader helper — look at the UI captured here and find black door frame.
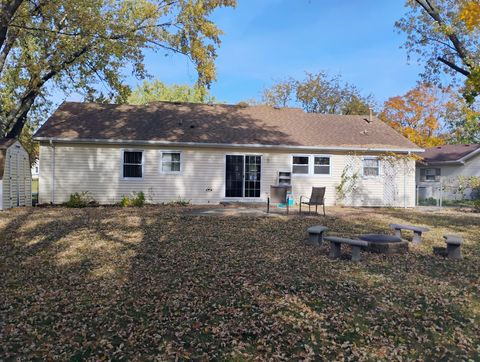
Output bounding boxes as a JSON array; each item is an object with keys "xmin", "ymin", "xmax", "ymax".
[{"xmin": 225, "ymin": 154, "xmax": 262, "ymax": 198}]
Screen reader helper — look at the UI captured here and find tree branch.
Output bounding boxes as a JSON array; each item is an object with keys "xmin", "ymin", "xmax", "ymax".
[
  {"xmin": 0, "ymin": 27, "xmax": 17, "ymax": 73},
  {"xmin": 415, "ymin": 0, "xmax": 473, "ymax": 68},
  {"xmin": 437, "ymin": 56, "xmax": 471, "ymax": 76},
  {"xmin": 0, "ymin": 0, "xmax": 24, "ymax": 49}
]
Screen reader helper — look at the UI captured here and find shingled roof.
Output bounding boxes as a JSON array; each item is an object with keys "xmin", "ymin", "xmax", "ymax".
[
  {"xmin": 420, "ymin": 144, "xmax": 480, "ymax": 163},
  {"xmin": 34, "ymin": 101, "xmax": 421, "ymax": 151}
]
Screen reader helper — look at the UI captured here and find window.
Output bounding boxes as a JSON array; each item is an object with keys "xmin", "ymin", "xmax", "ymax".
[
  {"xmin": 363, "ymin": 157, "xmax": 380, "ymax": 177},
  {"xmin": 421, "ymin": 168, "xmax": 440, "ymax": 182},
  {"xmin": 123, "ymin": 151, "xmax": 143, "ymax": 178},
  {"xmin": 292, "ymin": 156, "xmax": 309, "ymax": 174},
  {"xmin": 314, "ymin": 156, "xmax": 330, "ymax": 175},
  {"xmin": 162, "ymin": 152, "xmax": 181, "ymax": 173}
]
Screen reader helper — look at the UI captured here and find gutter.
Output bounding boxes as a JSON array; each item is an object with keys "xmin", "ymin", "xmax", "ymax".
[
  {"xmin": 33, "ymin": 137, "xmax": 423, "ymax": 154},
  {"xmin": 421, "ymin": 160, "xmax": 464, "ymax": 166},
  {"xmin": 49, "ymin": 139, "xmax": 55, "ymax": 204}
]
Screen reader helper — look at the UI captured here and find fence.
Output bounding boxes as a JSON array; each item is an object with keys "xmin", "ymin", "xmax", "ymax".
[{"xmin": 416, "ymin": 179, "xmax": 479, "ymax": 207}]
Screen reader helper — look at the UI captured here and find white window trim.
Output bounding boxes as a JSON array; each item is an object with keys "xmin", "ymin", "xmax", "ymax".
[
  {"xmin": 312, "ymin": 155, "xmax": 332, "ymax": 176},
  {"xmin": 362, "ymin": 156, "xmax": 381, "ymax": 178},
  {"xmin": 121, "ymin": 149, "xmax": 144, "ymax": 180},
  {"xmin": 291, "ymin": 154, "xmax": 332, "ymax": 176},
  {"xmin": 160, "ymin": 150, "xmax": 183, "ymax": 174},
  {"xmin": 291, "ymin": 154, "xmax": 310, "ymax": 176}
]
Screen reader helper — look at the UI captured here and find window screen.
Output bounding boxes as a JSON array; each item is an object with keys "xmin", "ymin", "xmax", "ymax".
[
  {"xmin": 314, "ymin": 156, "xmax": 330, "ymax": 175},
  {"xmin": 123, "ymin": 151, "xmax": 143, "ymax": 178},
  {"xmin": 363, "ymin": 158, "xmax": 379, "ymax": 176},
  {"xmin": 162, "ymin": 152, "xmax": 181, "ymax": 172},
  {"xmin": 292, "ymin": 156, "xmax": 309, "ymax": 174}
]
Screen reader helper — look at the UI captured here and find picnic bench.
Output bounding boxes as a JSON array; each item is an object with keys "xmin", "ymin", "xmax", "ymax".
[
  {"xmin": 389, "ymin": 223, "xmax": 430, "ymax": 244},
  {"xmin": 306, "ymin": 225, "xmax": 328, "ymax": 246},
  {"xmin": 444, "ymin": 234, "xmax": 463, "ymax": 260},
  {"xmin": 324, "ymin": 236, "xmax": 368, "ymax": 262}
]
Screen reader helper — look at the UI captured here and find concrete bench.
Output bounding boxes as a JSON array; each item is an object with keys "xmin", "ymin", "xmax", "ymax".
[
  {"xmin": 324, "ymin": 236, "xmax": 368, "ymax": 262},
  {"xmin": 444, "ymin": 234, "xmax": 463, "ymax": 260},
  {"xmin": 389, "ymin": 223, "xmax": 430, "ymax": 244},
  {"xmin": 306, "ymin": 225, "xmax": 329, "ymax": 246}
]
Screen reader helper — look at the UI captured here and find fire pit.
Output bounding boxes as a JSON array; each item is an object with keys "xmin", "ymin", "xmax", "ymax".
[{"xmin": 358, "ymin": 234, "xmax": 409, "ymax": 254}]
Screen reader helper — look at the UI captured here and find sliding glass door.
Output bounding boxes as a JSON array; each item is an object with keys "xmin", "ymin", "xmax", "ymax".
[{"xmin": 225, "ymin": 155, "xmax": 261, "ymax": 198}]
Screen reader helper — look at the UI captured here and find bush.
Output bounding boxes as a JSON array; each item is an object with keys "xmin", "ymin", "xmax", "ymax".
[
  {"xmin": 166, "ymin": 198, "xmax": 191, "ymax": 206},
  {"xmin": 474, "ymin": 200, "xmax": 480, "ymax": 213},
  {"xmin": 120, "ymin": 192, "xmax": 145, "ymax": 207},
  {"xmin": 65, "ymin": 192, "xmax": 95, "ymax": 208}
]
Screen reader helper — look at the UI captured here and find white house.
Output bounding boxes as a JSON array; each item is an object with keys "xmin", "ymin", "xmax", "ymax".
[
  {"xmin": 31, "ymin": 160, "xmax": 39, "ymax": 180},
  {"xmin": 34, "ymin": 101, "xmax": 421, "ymax": 207},
  {"xmin": 0, "ymin": 138, "xmax": 32, "ymax": 210},
  {"xmin": 416, "ymin": 144, "xmax": 480, "ymax": 200}
]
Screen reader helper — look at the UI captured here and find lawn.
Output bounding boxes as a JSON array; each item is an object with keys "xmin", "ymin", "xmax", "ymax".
[{"xmin": 1, "ymin": 206, "xmax": 479, "ymax": 360}]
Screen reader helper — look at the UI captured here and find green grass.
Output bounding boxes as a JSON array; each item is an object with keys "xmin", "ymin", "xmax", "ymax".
[{"xmin": 0, "ymin": 206, "xmax": 479, "ymax": 360}]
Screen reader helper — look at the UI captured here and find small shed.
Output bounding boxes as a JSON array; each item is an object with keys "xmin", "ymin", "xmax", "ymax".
[{"xmin": 0, "ymin": 138, "xmax": 32, "ymax": 210}]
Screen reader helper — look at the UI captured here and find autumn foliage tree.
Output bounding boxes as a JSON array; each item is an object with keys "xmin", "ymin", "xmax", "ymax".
[
  {"xmin": 262, "ymin": 72, "xmax": 375, "ymax": 115},
  {"xmin": 397, "ymin": 0, "xmax": 480, "ymax": 103},
  {"xmin": 459, "ymin": 0, "xmax": 480, "ymax": 31},
  {"xmin": 0, "ymin": 0, "xmax": 235, "ymax": 140},
  {"xmin": 379, "ymin": 85, "xmax": 448, "ymax": 147},
  {"xmin": 127, "ymin": 80, "xmax": 217, "ymax": 105}
]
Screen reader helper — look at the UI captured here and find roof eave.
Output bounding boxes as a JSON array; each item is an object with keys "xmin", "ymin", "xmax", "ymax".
[
  {"xmin": 33, "ymin": 136, "xmax": 423, "ymax": 153},
  {"xmin": 458, "ymin": 147, "xmax": 480, "ymax": 163}
]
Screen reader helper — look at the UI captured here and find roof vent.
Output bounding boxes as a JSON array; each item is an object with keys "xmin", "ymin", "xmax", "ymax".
[{"xmin": 190, "ymin": 124, "xmax": 196, "ymax": 129}]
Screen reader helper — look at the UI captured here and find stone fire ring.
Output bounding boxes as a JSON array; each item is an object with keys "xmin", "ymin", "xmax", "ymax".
[{"xmin": 358, "ymin": 234, "xmax": 409, "ymax": 254}]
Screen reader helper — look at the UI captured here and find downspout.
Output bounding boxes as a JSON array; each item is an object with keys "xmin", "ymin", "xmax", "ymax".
[
  {"xmin": 50, "ymin": 139, "xmax": 55, "ymax": 204},
  {"xmin": 404, "ymin": 151, "xmax": 410, "ymax": 209}
]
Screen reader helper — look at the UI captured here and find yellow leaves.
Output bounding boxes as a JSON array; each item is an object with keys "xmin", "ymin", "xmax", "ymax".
[
  {"xmin": 379, "ymin": 84, "xmax": 448, "ymax": 148},
  {"xmin": 459, "ymin": 1, "xmax": 480, "ymax": 31}
]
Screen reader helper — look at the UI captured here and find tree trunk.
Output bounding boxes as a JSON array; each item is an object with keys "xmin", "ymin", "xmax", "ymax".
[
  {"xmin": 0, "ymin": 0, "xmax": 24, "ymax": 49},
  {"xmin": 5, "ymin": 88, "xmax": 39, "ymax": 139}
]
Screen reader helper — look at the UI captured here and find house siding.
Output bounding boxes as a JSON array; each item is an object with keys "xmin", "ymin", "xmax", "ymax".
[
  {"xmin": 1, "ymin": 140, "xmax": 32, "ymax": 209},
  {"xmin": 39, "ymin": 143, "xmax": 416, "ymax": 207},
  {"xmin": 416, "ymin": 152, "xmax": 480, "ymax": 200}
]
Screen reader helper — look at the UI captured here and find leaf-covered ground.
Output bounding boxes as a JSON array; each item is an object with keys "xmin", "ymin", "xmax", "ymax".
[{"xmin": 1, "ymin": 206, "xmax": 479, "ymax": 360}]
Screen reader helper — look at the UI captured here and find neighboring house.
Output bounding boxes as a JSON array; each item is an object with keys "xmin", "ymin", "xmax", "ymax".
[
  {"xmin": 31, "ymin": 160, "xmax": 39, "ymax": 180},
  {"xmin": 0, "ymin": 138, "xmax": 32, "ymax": 210},
  {"xmin": 416, "ymin": 144, "xmax": 480, "ymax": 200},
  {"xmin": 33, "ymin": 101, "xmax": 421, "ymax": 207},
  {"xmin": 31, "ymin": 160, "xmax": 40, "ymax": 203}
]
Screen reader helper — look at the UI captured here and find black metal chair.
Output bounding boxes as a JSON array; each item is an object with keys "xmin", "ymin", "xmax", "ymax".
[
  {"xmin": 300, "ymin": 187, "xmax": 326, "ymax": 216},
  {"xmin": 267, "ymin": 185, "xmax": 291, "ymax": 214}
]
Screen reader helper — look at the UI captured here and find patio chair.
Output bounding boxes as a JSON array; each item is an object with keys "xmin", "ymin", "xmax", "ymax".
[
  {"xmin": 267, "ymin": 185, "xmax": 291, "ymax": 214},
  {"xmin": 300, "ymin": 187, "xmax": 326, "ymax": 216}
]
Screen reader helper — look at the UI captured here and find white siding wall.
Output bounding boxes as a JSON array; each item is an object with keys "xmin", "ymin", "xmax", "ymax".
[
  {"xmin": 416, "ymin": 153, "xmax": 480, "ymax": 200},
  {"xmin": 0, "ymin": 180, "xmax": 3, "ymax": 210},
  {"xmin": 2, "ymin": 141, "xmax": 32, "ymax": 209},
  {"xmin": 416, "ymin": 154, "xmax": 480, "ymax": 183},
  {"xmin": 39, "ymin": 143, "xmax": 416, "ymax": 207}
]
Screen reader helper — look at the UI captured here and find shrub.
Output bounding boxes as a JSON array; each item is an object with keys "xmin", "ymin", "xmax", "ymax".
[
  {"xmin": 120, "ymin": 192, "xmax": 145, "ymax": 207},
  {"xmin": 65, "ymin": 192, "xmax": 95, "ymax": 208},
  {"xmin": 166, "ymin": 198, "xmax": 191, "ymax": 206},
  {"xmin": 474, "ymin": 199, "xmax": 480, "ymax": 213}
]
